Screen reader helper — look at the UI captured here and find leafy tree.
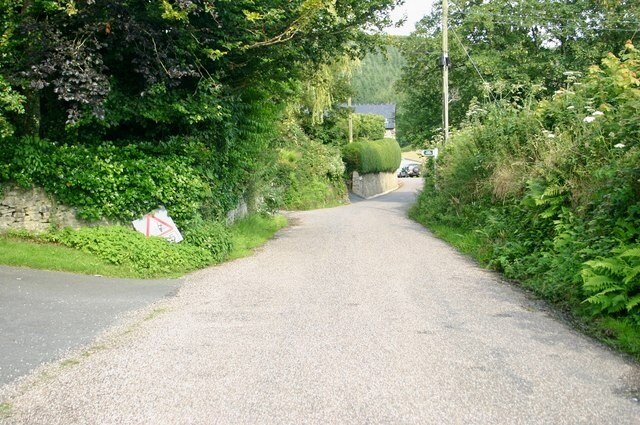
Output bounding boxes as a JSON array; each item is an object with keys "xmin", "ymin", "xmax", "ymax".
[
  {"xmin": 397, "ymin": 0, "xmax": 640, "ymax": 145},
  {"xmin": 0, "ymin": 0, "xmax": 404, "ymax": 221},
  {"xmin": 0, "ymin": 0, "xmax": 402, "ymax": 138}
]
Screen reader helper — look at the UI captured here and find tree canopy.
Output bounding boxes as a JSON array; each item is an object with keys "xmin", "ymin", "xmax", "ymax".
[
  {"xmin": 396, "ymin": 0, "xmax": 640, "ymax": 145},
  {"xmin": 0, "ymin": 0, "xmax": 401, "ymax": 140},
  {"xmin": 0, "ymin": 0, "xmax": 402, "ymax": 222}
]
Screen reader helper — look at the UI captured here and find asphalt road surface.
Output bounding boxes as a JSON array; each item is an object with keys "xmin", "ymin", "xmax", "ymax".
[
  {"xmin": 0, "ymin": 267, "xmax": 181, "ymax": 385},
  {"xmin": 1, "ymin": 178, "xmax": 638, "ymax": 424}
]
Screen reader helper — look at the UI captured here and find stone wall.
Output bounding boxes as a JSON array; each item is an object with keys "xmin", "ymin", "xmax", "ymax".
[
  {"xmin": 226, "ymin": 197, "xmax": 249, "ymax": 224},
  {"xmin": 0, "ymin": 184, "xmax": 258, "ymax": 232},
  {"xmin": 0, "ymin": 184, "xmax": 84, "ymax": 232},
  {"xmin": 351, "ymin": 171, "xmax": 398, "ymax": 199}
]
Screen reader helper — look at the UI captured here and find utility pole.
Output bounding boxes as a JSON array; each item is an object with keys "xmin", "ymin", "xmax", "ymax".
[
  {"xmin": 441, "ymin": 0, "xmax": 449, "ymax": 145},
  {"xmin": 348, "ymin": 96, "xmax": 353, "ymax": 144}
]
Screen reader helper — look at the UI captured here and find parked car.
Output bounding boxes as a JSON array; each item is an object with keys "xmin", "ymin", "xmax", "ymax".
[
  {"xmin": 406, "ymin": 164, "xmax": 421, "ymax": 177},
  {"xmin": 397, "ymin": 164, "xmax": 421, "ymax": 178}
]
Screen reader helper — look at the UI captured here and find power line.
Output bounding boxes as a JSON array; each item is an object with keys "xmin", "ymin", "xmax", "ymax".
[
  {"xmin": 458, "ymin": 11, "xmax": 640, "ymax": 28},
  {"xmin": 461, "ymin": 19, "xmax": 639, "ymax": 33},
  {"xmin": 446, "ymin": 1, "xmax": 640, "ymax": 32},
  {"xmin": 450, "ymin": 28, "xmax": 497, "ymax": 103}
]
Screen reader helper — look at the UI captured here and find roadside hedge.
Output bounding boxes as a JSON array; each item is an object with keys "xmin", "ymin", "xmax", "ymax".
[
  {"xmin": 272, "ymin": 120, "xmax": 347, "ymax": 210},
  {"xmin": 0, "ymin": 137, "xmax": 208, "ymax": 226},
  {"xmin": 342, "ymin": 138, "xmax": 401, "ymax": 174},
  {"xmin": 410, "ymin": 43, "xmax": 640, "ymax": 358}
]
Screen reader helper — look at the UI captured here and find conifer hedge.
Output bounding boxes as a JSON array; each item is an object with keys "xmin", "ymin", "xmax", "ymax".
[{"xmin": 342, "ymin": 138, "xmax": 401, "ymax": 174}]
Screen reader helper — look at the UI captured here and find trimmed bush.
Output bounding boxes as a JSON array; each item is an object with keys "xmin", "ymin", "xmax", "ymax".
[{"xmin": 342, "ymin": 138, "xmax": 401, "ymax": 174}]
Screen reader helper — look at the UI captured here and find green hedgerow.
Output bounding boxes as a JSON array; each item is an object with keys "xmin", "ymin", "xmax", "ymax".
[
  {"xmin": 342, "ymin": 138, "xmax": 401, "ymax": 174},
  {"xmin": 410, "ymin": 43, "xmax": 640, "ymax": 358},
  {"xmin": 0, "ymin": 138, "xmax": 208, "ymax": 226}
]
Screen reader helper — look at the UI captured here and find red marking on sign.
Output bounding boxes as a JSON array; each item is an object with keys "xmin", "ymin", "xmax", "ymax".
[{"xmin": 144, "ymin": 214, "xmax": 175, "ymax": 237}]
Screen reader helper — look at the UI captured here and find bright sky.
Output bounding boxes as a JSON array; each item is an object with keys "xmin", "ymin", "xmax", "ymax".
[{"xmin": 384, "ymin": 0, "xmax": 435, "ymax": 36}]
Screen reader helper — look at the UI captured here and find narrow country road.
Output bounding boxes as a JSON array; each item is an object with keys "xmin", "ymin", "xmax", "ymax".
[{"xmin": 1, "ymin": 179, "xmax": 638, "ymax": 424}]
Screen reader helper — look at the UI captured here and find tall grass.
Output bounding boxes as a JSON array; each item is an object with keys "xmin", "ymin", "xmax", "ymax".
[{"xmin": 228, "ymin": 214, "xmax": 288, "ymax": 260}]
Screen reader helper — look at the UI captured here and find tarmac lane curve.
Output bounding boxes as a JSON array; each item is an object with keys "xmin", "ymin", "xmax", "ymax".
[{"xmin": 1, "ymin": 178, "xmax": 639, "ymax": 424}]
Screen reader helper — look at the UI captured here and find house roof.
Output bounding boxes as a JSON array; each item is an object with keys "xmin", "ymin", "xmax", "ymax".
[{"xmin": 352, "ymin": 104, "xmax": 396, "ymax": 129}]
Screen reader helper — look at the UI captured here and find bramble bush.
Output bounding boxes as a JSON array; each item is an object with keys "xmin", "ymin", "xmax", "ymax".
[{"xmin": 410, "ymin": 43, "xmax": 640, "ymax": 357}]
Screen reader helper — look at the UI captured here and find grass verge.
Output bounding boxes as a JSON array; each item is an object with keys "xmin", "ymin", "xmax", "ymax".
[
  {"xmin": 0, "ymin": 214, "xmax": 288, "ymax": 278},
  {"xmin": 0, "ymin": 237, "xmax": 136, "ymax": 278},
  {"xmin": 0, "ymin": 402, "xmax": 12, "ymax": 419},
  {"xmin": 426, "ymin": 223, "xmax": 492, "ymax": 264},
  {"xmin": 227, "ymin": 214, "xmax": 288, "ymax": 260}
]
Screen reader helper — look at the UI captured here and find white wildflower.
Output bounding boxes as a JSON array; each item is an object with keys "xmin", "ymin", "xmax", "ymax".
[
  {"xmin": 614, "ymin": 143, "xmax": 626, "ymax": 148},
  {"xmin": 567, "ymin": 106, "xmax": 575, "ymax": 110},
  {"xmin": 592, "ymin": 111, "xmax": 604, "ymax": 116},
  {"xmin": 583, "ymin": 116, "xmax": 596, "ymax": 123}
]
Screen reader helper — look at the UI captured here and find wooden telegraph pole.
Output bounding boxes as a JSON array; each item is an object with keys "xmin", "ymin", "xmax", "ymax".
[
  {"xmin": 348, "ymin": 96, "xmax": 353, "ymax": 144},
  {"xmin": 442, "ymin": 0, "xmax": 449, "ymax": 145}
]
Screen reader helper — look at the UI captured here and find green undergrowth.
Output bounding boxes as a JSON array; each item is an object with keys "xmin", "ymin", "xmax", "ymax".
[
  {"xmin": 228, "ymin": 214, "xmax": 288, "ymax": 260},
  {"xmin": 409, "ymin": 45, "xmax": 640, "ymax": 360},
  {"xmin": 424, "ymin": 223, "xmax": 492, "ymax": 264},
  {"xmin": 272, "ymin": 120, "xmax": 348, "ymax": 211},
  {"xmin": 0, "ymin": 237, "xmax": 137, "ymax": 278},
  {"xmin": 0, "ymin": 214, "xmax": 287, "ymax": 278}
]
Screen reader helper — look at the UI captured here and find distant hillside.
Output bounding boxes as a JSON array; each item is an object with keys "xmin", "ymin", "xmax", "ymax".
[{"xmin": 351, "ymin": 45, "xmax": 405, "ymax": 104}]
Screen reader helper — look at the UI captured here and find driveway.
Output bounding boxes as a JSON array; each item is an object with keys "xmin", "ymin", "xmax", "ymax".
[
  {"xmin": 0, "ymin": 267, "xmax": 181, "ymax": 385},
  {"xmin": 1, "ymin": 178, "xmax": 638, "ymax": 424}
]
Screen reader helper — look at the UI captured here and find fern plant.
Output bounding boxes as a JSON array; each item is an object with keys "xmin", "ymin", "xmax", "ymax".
[{"xmin": 581, "ymin": 246, "xmax": 640, "ymax": 323}]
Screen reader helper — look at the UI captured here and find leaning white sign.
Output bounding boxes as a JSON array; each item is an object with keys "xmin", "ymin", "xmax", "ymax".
[{"xmin": 132, "ymin": 207, "xmax": 183, "ymax": 243}]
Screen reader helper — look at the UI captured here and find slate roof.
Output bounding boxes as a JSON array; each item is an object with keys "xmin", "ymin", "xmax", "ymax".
[{"xmin": 352, "ymin": 104, "xmax": 396, "ymax": 129}]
